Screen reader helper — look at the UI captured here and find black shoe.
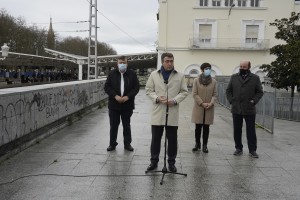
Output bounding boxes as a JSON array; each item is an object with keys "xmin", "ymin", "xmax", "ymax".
[
  {"xmin": 202, "ymin": 145, "xmax": 208, "ymax": 153},
  {"xmin": 249, "ymin": 151, "xmax": 259, "ymax": 158},
  {"xmin": 192, "ymin": 143, "xmax": 201, "ymax": 151},
  {"xmin": 107, "ymin": 145, "xmax": 116, "ymax": 151},
  {"xmin": 147, "ymin": 163, "xmax": 157, "ymax": 171},
  {"xmin": 168, "ymin": 164, "xmax": 177, "ymax": 173},
  {"xmin": 124, "ymin": 144, "xmax": 134, "ymax": 151},
  {"xmin": 233, "ymin": 149, "xmax": 243, "ymax": 156}
]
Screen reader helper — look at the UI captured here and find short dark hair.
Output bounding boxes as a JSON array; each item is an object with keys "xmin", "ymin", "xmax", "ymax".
[
  {"xmin": 117, "ymin": 55, "xmax": 127, "ymax": 61},
  {"xmin": 200, "ymin": 62, "xmax": 211, "ymax": 71},
  {"xmin": 161, "ymin": 53, "xmax": 174, "ymax": 63}
]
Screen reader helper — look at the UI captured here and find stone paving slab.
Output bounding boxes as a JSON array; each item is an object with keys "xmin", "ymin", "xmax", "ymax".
[{"xmin": 0, "ymin": 89, "xmax": 300, "ymax": 199}]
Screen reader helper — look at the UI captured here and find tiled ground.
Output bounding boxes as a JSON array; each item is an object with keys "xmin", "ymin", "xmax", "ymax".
[{"xmin": 0, "ymin": 89, "xmax": 300, "ymax": 200}]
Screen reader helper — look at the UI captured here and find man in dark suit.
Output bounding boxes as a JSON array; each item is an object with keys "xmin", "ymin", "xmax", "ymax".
[
  {"xmin": 104, "ymin": 56, "xmax": 140, "ymax": 151},
  {"xmin": 226, "ymin": 61, "xmax": 263, "ymax": 158}
]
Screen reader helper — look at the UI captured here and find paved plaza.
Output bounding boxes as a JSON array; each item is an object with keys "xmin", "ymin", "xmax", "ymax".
[{"xmin": 1, "ymin": 89, "xmax": 300, "ymax": 200}]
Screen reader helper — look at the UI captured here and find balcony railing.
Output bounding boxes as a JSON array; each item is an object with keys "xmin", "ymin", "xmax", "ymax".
[{"xmin": 190, "ymin": 38, "xmax": 270, "ymax": 50}]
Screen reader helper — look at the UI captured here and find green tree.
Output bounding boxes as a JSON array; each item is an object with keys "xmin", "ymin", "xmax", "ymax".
[
  {"xmin": 261, "ymin": 12, "xmax": 300, "ymax": 118},
  {"xmin": 261, "ymin": 12, "xmax": 300, "ymax": 96},
  {"xmin": 56, "ymin": 36, "xmax": 117, "ymax": 56},
  {"xmin": 0, "ymin": 9, "xmax": 48, "ymax": 55}
]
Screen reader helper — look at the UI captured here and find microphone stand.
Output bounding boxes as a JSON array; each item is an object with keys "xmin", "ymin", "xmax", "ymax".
[{"xmin": 145, "ymin": 79, "xmax": 187, "ymax": 185}]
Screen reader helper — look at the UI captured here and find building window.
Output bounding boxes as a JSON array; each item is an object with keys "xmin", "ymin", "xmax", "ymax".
[
  {"xmin": 189, "ymin": 69, "xmax": 199, "ymax": 76},
  {"xmin": 194, "ymin": 19, "xmax": 217, "ymax": 48},
  {"xmin": 245, "ymin": 25, "xmax": 259, "ymax": 43},
  {"xmin": 212, "ymin": 0, "xmax": 221, "ymax": 6},
  {"xmin": 199, "ymin": 24, "xmax": 212, "ymax": 43},
  {"xmin": 225, "ymin": 0, "xmax": 234, "ymax": 6},
  {"xmin": 200, "ymin": 0, "xmax": 208, "ymax": 6},
  {"xmin": 242, "ymin": 20, "xmax": 265, "ymax": 49},
  {"xmin": 237, "ymin": 0, "xmax": 247, "ymax": 7},
  {"xmin": 251, "ymin": 0, "xmax": 260, "ymax": 7}
]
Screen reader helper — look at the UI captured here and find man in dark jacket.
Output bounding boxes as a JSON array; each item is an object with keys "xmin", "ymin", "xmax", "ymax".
[
  {"xmin": 104, "ymin": 56, "xmax": 140, "ymax": 151},
  {"xmin": 226, "ymin": 61, "xmax": 263, "ymax": 158}
]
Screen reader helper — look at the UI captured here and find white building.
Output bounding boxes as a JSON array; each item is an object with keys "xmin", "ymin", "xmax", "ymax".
[{"xmin": 157, "ymin": 0, "xmax": 300, "ymax": 86}]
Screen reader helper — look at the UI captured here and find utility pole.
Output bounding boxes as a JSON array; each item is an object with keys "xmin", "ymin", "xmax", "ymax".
[{"xmin": 88, "ymin": 0, "xmax": 98, "ymax": 79}]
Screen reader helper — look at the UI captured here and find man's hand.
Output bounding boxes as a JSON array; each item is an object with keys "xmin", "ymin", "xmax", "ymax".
[
  {"xmin": 121, "ymin": 96, "xmax": 129, "ymax": 103},
  {"xmin": 115, "ymin": 95, "xmax": 123, "ymax": 103},
  {"xmin": 115, "ymin": 95, "xmax": 129, "ymax": 103},
  {"xmin": 167, "ymin": 99, "xmax": 176, "ymax": 107},
  {"xmin": 158, "ymin": 96, "xmax": 167, "ymax": 104}
]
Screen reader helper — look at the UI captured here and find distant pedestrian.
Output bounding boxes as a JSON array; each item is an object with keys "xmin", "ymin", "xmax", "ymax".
[
  {"xmin": 104, "ymin": 56, "xmax": 140, "ymax": 152},
  {"xmin": 191, "ymin": 62, "xmax": 217, "ymax": 153},
  {"xmin": 226, "ymin": 61, "xmax": 263, "ymax": 158}
]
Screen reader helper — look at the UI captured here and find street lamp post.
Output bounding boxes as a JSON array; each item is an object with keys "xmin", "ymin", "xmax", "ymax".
[{"xmin": 0, "ymin": 43, "xmax": 9, "ymax": 60}]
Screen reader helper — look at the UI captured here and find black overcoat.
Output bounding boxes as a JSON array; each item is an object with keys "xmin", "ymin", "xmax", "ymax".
[
  {"xmin": 226, "ymin": 72, "xmax": 263, "ymax": 115},
  {"xmin": 104, "ymin": 69, "xmax": 140, "ymax": 110}
]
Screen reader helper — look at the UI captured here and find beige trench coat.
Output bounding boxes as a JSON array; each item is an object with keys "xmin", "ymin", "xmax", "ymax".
[
  {"xmin": 191, "ymin": 77, "xmax": 217, "ymax": 125},
  {"xmin": 145, "ymin": 69, "xmax": 188, "ymax": 126}
]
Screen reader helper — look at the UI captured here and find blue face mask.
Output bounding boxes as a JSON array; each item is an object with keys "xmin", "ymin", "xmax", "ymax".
[
  {"xmin": 204, "ymin": 69, "xmax": 211, "ymax": 77},
  {"xmin": 118, "ymin": 63, "xmax": 127, "ymax": 73}
]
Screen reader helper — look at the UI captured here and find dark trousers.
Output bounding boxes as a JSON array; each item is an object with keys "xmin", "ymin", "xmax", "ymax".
[
  {"xmin": 109, "ymin": 109, "xmax": 133, "ymax": 146},
  {"xmin": 195, "ymin": 124, "xmax": 210, "ymax": 145},
  {"xmin": 232, "ymin": 113, "xmax": 257, "ymax": 152},
  {"xmin": 150, "ymin": 125, "xmax": 178, "ymax": 165}
]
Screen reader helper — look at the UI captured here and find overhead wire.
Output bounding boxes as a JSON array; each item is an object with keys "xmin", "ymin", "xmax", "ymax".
[
  {"xmin": 28, "ymin": 20, "xmax": 89, "ymax": 33},
  {"xmin": 29, "ymin": 20, "xmax": 89, "ymax": 25},
  {"xmin": 85, "ymin": 0, "xmax": 153, "ymax": 51}
]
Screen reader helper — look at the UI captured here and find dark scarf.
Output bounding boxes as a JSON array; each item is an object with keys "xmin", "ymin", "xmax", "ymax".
[
  {"xmin": 160, "ymin": 66, "xmax": 173, "ymax": 81},
  {"xmin": 199, "ymin": 73, "xmax": 212, "ymax": 85}
]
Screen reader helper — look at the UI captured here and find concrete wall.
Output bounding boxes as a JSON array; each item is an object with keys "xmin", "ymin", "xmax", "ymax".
[{"xmin": 0, "ymin": 79, "xmax": 107, "ymax": 156}]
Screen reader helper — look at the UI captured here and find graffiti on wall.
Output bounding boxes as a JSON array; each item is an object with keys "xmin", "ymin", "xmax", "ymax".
[{"xmin": 0, "ymin": 80, "xmax": 106, "ymax": 146}]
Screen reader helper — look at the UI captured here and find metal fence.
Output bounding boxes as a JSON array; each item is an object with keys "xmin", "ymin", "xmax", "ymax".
[
  {"xmin": 255, "ymin": 91, "xmax": 275, "ymax": 133},
  {"xmin": 275, "ymin": 94, "xmax": 300, "ymax": 121}
]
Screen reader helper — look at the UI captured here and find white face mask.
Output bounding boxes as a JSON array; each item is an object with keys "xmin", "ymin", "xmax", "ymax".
[
  {"xmin": 118, "ymin": 63, "xmax": 127, "ymax": 73},
  {"xmin": 204, "ymin": 69, "xmax": 211, "ymax": 77}
]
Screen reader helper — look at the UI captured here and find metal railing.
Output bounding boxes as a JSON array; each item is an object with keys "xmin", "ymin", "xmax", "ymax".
[
  {"xmin": 190, "ymin": 38, "xmax": 270, "ymax": 50},
  {"xmin": 275, "ymin": 94, "xmax": 300, "ymax": 121}
]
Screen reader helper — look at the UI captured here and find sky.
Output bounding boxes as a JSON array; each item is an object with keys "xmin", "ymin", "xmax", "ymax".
[{"xmin": 1, "ymin": 0, "xmax": 159, "ymax": 55}]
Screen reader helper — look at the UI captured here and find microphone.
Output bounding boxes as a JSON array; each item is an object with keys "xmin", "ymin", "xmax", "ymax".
[{"xmin": 164, "ymin": 80, "xmax": 168, "ymax": 84}]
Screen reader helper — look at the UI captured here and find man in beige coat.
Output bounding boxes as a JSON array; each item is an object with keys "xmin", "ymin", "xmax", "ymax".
[{"xmin": 145, "ymin": 52, "xmax": 188, "ymax": 173}]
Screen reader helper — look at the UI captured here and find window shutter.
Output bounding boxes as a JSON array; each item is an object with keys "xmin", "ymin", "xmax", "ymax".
[
  {"xmin": 199, "ymin": 24, "xmax": 212, "ymax": 39},
  {"xmin": 246, "ymin": 25, "xmax": 259, "ymax": 38}
]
